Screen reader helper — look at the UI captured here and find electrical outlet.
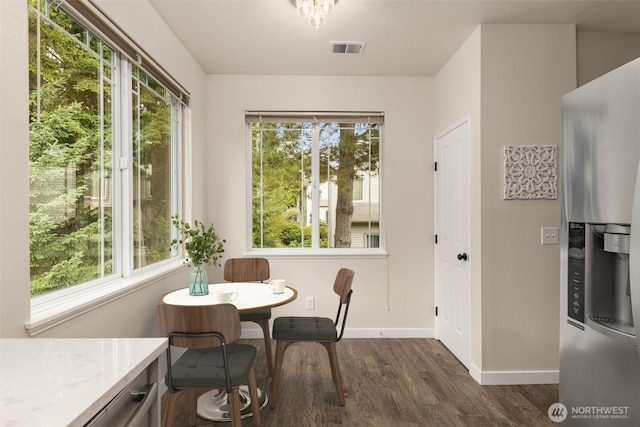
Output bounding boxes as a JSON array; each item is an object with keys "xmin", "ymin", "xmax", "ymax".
[
  {"xmin": 306, "ymin": 296, "xmax": 315, "ymax": 310},
  {"xmin": 541, "ymin": 227, "xmax": 559, "ymax": 245}
]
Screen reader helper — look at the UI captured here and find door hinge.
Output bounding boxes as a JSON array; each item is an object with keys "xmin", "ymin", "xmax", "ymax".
[
  {"xmin": 435, "ymin": 306, "xmax": 438, "ymax": 316},
  {"xmin": 434, "ymin": 161, "xmax": 438, "ymax": 172},
  {"xmin": 435, "ymin": 234, "xmax": 438, "ymax": 244}
]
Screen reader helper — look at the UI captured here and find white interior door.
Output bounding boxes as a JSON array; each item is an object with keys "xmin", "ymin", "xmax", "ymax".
[{"xmin": 434, "ymin": 118, "xmax": 471, "ymax": 368}]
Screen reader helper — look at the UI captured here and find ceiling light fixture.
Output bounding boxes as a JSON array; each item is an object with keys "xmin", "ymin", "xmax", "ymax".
[{"xmin": 294, "ymin": 0, "xmax": 336, "ymax": 29}]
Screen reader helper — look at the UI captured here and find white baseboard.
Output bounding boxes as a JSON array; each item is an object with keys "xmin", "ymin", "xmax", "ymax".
[
  {"xmin": 240, "ymin": 327, "xmax": 434, "ymax": 339},
  {"xmin": 342, "ymin": 328, "xmax": 435, "ymax": 338},
  {"xmin": 469, "ymin": 363, "xmax": 559, "ymax": 385}
]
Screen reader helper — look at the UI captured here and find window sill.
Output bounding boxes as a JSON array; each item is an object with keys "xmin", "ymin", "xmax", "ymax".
[
  {"xmin": 244, "ymin": 248, "xmax": 388, "ymax": 259},
  {"xmin": 26, "ymin": 261, "xmax": 187, "ymax": 336}
]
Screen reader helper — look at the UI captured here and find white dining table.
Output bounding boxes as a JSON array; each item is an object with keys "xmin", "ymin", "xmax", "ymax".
[
  {"xmin": 162, "ymin": 282, "xmax": 297, "ymax": 312},
  {"xmin": 162, "ymin": 282, "xmax": 297, "ymax": 422}
]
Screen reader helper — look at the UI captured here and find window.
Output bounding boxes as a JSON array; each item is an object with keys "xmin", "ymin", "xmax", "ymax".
[
  {"xmin": 247, "ymin": 112, "xmax": 382, "ymax": 251},
  {"xmin": 28, "ymin": 0, "xmax": 187, "ymax": 298},
  {"xmin": 365, "ymin": 234, "xmax": 380, "ymax": 248},
  {"xmin": 352, "ymin": 177, "xmax": 364, "ymax": 201}
]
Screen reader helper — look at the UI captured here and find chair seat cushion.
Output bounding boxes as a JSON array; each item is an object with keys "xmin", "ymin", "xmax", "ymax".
[
  {"xmin": 169, "ymin": 344, "xmax": 256, "ymax": 389},
  {"xmin": 239, "ymin": 308, "xmax": 271, "ymax": 322},
  {"xmin": 272, "ymin": 316, "xmax": 337, "ymax": 341}
]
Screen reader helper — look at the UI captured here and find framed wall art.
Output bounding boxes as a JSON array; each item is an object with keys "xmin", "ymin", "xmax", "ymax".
[{"xmin": 503, "ymin": 145, "xmax": 557, "ymax": 200}]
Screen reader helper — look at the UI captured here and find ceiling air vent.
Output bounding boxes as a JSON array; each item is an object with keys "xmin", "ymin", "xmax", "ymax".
[{"xmin": 330, "ymin": 41, "xmax": 366, "ymax": 55}]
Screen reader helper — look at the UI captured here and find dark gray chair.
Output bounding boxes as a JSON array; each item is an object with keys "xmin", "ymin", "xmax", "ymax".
[
  {"xmin": 223, "ymin": 257, "xmax": 274, "ymax": 376},
  {"xmin": 157, "ymin": 301, "xmax": 262, "ymax": 427},
  {"xmin": 269, "ymin": 268, "xmax": 354, "ymax": 408}
]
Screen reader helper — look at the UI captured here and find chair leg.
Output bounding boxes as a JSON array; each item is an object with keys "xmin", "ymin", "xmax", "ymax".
[
  {"xmin": 254, "ymin": 319, "xmax": 273, "ymax": 376},
  {"xmin": 229, "ymin": 387, "xmax": 242, "ymax": 427},
  {"xmin": 247, "ymin": 364, "xmax": 262, "ymax": 426},
  {"xmin": 322, "ymin": 342, "xmax": 346, "ymax": 406},
  {"xmin": 269, "ymin": 340, "xmax": 293, "ymax": 408}
]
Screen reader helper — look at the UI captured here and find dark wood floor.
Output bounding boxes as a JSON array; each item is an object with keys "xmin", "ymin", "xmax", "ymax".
[{"xmin": 161, "ymin": 338, "xmax": 558, "ymax": 426}]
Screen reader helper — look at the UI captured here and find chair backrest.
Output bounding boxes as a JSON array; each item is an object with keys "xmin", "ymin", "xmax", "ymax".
[
  {"xmin": 333, "ymin": 268, "xmax": 355, "ymax": 303},
  {"xmin": 223, "ymin": 257, "xmax": 270, "ymax": 282},
  {"xmin": 333, "ymin": 268, "xmax": 354, "ymax": 341},
  {"xmin": 156, "ymin": 301, "xmax": 242, "ymax": 349}
]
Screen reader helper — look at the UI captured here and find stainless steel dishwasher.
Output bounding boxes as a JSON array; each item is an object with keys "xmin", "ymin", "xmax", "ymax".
[{"xmin": 84, "ymin": 368, "xmax": 158, "ymax": 427}]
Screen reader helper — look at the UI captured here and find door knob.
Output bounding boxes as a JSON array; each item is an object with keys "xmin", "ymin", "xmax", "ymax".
[{"xmin": 457, "ymin": 253, "xmax": 468, "ymax": 261}]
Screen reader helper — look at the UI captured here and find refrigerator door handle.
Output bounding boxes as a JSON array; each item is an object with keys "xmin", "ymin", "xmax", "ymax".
[{"xmin": 629, "ymin": 161, "xmax": 640, "ymax": 351}]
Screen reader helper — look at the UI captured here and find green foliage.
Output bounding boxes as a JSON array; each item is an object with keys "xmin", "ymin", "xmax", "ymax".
[
  {"xmin": 171, "ymin": 215, "xmax": 226, "ymax": 267},
  {"xmin": 280, "ymin": 222, "xmax": 305, "ymax": 247},
  {"xmin": 279, "ymin": 222, "xmax": 328, "ymax": 248}
]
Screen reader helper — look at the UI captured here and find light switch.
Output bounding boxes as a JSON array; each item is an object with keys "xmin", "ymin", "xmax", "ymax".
[{"xmin": 541, "ymin": 227, "xmax": 559, "ymax": 245}]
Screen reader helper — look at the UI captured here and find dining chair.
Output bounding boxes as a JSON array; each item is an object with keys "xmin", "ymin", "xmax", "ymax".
[
  {"xmin": 223, "ymin": 257, "xmax": 274, "ymax": 376},
  {"xmin": 269, "ymin": 267, "xmax": 354, "ymax": 408},
  {"xmin": 156, "ymin": 300, "xmax": 262, "ymax": 427}
]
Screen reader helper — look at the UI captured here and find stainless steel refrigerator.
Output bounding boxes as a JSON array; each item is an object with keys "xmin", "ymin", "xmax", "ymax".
[{"xmin": 560, "ymin": 58, "xmax": 640, "ymax": 426}]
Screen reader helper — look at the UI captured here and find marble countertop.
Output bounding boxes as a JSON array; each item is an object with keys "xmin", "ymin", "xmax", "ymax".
[{"xmin": 0, "ymin": 337, "xmax": 167, "ymax": 427}]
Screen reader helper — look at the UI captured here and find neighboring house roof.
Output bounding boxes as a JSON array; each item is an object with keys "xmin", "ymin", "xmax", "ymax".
[
  {"xmin": 319, "ymin": 199, "xmax": 379, "ymax": 223},
  {"xmin": 352, "ymin": 203, "xmax": 379, "ymax": 223}
]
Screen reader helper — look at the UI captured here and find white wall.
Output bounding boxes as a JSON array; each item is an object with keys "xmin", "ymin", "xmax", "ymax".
[
  {"xmin": 207, "ymin": 75, "xmax": 435, "ymax": 335},
  {"xmin": 0, "ymin": 0, "xmax": 31, "ymax": 337},
  {"xmin": 0, "ymin": 0, "xmax": 207, "ymax": 338}
]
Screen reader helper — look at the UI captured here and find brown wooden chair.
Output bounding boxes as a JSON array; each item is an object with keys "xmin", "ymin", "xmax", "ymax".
[
  {"xmin": 269, "ymin": 268, "xmax": 354, "ymax": 408},
  {"xmin": 223, "ymin": 257, "xmax": 274, "ymax": 376},
  {"xmin": 157, "ymin": 301, "xmax": 262, "ymax": 427}
]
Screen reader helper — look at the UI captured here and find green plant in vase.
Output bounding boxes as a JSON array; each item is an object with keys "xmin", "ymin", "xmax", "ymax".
[{"xmin": 171, "ymin": 214, "xmax": 226, "ymax": 296}]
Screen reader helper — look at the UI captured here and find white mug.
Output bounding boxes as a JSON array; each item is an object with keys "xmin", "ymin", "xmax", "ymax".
[
  {"xmin": 216, "ymin": 290, "xmax": 238, "ymax": 303},
  {"xmin": 270, "ymin": 279, "xmax": 286, "ymax": 294}
]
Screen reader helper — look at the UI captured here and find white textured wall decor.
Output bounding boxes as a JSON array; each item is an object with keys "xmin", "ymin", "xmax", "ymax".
[{"xmin": 503, "ymin": 145, "xmax": 557, "ymax": 200}]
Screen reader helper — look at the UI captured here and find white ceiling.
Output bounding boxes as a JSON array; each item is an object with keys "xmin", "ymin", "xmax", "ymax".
[{"xmin": 148, "ymin": 0, "xmax": 640, "ymax": 76}]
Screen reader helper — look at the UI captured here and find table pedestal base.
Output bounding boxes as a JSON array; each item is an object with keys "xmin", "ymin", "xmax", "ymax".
[{"xmin": 197, "ymin": 386, "xmax": 268, "ymax": 422}]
